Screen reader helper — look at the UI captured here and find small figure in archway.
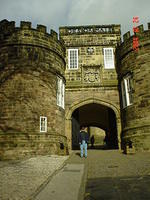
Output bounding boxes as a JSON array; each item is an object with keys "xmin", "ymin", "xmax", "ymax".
[
  {"xmin": 103, "ymin": 135, "xmax": 108, "ymax": 146},
  {"xmin": 90, "ymin": 135, "xmax": 95, "ymax": 148},
  {"xmin": 79, "ymin": 126, "xmax": 89, "ymax": 158}
]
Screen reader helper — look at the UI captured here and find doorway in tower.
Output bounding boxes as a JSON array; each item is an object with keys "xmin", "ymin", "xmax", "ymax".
[{"xmin": 71, "ymin": 103, "xmax": 118, "ymax": 150}]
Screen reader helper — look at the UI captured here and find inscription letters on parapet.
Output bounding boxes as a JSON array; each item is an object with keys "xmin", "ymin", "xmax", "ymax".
[{"xmin": 68, "ymin": 26, "xmax": 113, "ymax": 34}]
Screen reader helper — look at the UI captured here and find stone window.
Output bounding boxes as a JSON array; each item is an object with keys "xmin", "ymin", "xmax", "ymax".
[
  {"xmin": 40, "ymin": 116, "xmax": 47, "ymax": 132},
  {"xmin": 68, "ymin": 49, "xmax": 78, "ymax": 69},
  {"xmin": 103, "ymin": 48, "xmax": 115, "ymax": 69},
  {"xmin": 57, "ymin": 76, "xmax": 65, "ymax": 109},
  {"xmin": 121, "ymin": 75, "xmax": 133, "ymax": 108}
]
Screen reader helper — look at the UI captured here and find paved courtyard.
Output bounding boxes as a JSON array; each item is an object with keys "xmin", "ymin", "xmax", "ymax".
[
  {"xmin": 0, "ymin": 150, "xmax": 150, "ymax": 200},
  {"xmin": 0, "ymin": 155, "xmax": 69, "ymax": 200},
  {"xmin": 84, "ymin": 150, "xmax": 150, "ymax": 200}
]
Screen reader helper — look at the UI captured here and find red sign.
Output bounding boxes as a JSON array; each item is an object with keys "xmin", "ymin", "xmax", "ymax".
[
  {"xmin": 133, "ymin": 16, "xmax": 139, "ymax": 23},
  {"xmin": 133, "ymin": 27, "xmax": 139, "ymax": 33},
  {"xmin": 132, "ymin": 16, "xmax": 139, "ymax": 51},
  {"xmin": 133, "ymin": 37, "xmax": 139, "ymax": 51}
]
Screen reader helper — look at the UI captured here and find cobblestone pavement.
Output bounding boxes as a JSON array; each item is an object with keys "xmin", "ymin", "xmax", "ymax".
[
  {"xmin": 84, "ymin": 149, "xmax": 150, "ymax": 200},
  {"xmin": 0, "ymin": 155, "xmax": 68, "ymax": 200}
]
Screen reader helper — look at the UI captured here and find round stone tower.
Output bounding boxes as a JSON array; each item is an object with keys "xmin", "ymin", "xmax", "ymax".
[
  {"xmin": 116, "ymin": 23, "xmax": 150, "ymax": 152},
  {"xmin": 0, "ymin": 20, "xmax": 68, "ymax": 159}
]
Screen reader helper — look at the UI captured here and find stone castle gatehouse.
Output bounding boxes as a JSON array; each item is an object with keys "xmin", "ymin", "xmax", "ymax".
[
  {"xmin": 0, "ymin": 19, "xmax": 150, "ymax": 159},
  {"xmin": 59, "ymin": 25, "xmax": 121, "ymax": 150}
]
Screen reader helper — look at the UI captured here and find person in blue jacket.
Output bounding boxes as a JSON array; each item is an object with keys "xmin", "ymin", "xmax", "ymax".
[{"xmin": 79, "ymin": 126, "xmax": 89, "ymax": 158}]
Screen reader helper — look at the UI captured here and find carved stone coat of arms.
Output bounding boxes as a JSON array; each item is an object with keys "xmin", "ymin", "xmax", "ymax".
[{"xmin": 82, "ymin": 66, "xmax": 101, "ymax": 83}]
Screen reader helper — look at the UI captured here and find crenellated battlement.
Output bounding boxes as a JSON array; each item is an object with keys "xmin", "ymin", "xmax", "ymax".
[
  {"xmin": 0, "ymin": 19, "xmax": 66, "ymax": 83},
  {"xmin": 122, "ymin": 23, "xmax": 150, "ymax": 42},
  {"xmin": 20, "ymin": 21, "xmax": 32, "ymax": 30},
  {"xmin": 0, "ymin": 19, "xmax": 58, "ymax": 37},
  {"xmin": 0, "ymin": 19, "xmax": 65, "ymax": 58},
  {"xmin": 117, "ymin": 23, "xmax": 150, "ymax": 59}
]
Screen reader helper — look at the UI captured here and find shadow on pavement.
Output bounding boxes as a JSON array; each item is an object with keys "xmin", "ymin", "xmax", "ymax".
[
  {"xmin": 84, "ymin": 175, "xmax": 150, "ymax": 200},
  {"xmin": 76, "ymin": 152, "xmax": 81, "ymax": 157},
  {"xmin": 73, "ymin": 145, "xmax": 119, "ymax": 151}
]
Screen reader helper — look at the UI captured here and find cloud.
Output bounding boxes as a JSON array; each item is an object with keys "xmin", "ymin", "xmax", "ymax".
[
  {"xmin": 67, "ymin": 0, "xmax": 150, "ymax": 36},
  {"xmin": 0, "ymin": 0, "xmax": 150, "ymax": 35},
  {"xmin": 0, "ymin": 0, "xmax": 70, "ymax": 31}
]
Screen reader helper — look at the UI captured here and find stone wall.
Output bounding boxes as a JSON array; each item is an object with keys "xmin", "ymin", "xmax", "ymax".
[
  {"xmin": 0, "ymin": 20, "xmax": 68, "ymax": 160},
  {"xmin": 60, "ymin": 25, "xmax": 121, "ymax": 149},
  {"xmin": 116, "ymin": 23, "xmax": 150, "ymax": 152},
  {"xmin": 60, "ymin": 25, "xmax": 121, "ymax": 88}
]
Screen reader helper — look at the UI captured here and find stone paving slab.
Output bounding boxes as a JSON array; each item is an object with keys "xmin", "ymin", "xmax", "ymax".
[
  {"xmin": 0, "ymin": 155, "xmax": 68, "ymax": 200},
  {"xmin": 84, "ymin": 175, "xmax": 150, "ymax": 200},
  {"xmin": 34, "ymin": 164, "xmax": 85, "ymax": 200},
  {"xmin": 84, "ymin": 150, "xmax": 150, "ymax": 200}
]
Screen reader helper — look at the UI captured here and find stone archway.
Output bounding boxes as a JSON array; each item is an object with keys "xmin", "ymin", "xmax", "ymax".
[{"xmin": 65, "ymin": 98, "xmax": 121, "ymax": 151}]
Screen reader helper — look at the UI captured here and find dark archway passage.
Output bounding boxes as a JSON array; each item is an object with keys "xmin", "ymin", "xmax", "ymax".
[{"xmin": 71, "ymin": 103, "xmax": 118, "ymax": 150}]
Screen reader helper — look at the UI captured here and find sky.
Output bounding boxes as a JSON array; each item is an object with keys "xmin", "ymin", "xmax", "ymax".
[{"xmin": 0, "ymin": 0, "xmax": 150, "ymax": 39}]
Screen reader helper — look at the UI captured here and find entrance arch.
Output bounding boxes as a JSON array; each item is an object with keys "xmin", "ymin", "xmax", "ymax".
[{"xmin": 65, "ymin": 98, "xmax": 121, "ymax": 151}]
